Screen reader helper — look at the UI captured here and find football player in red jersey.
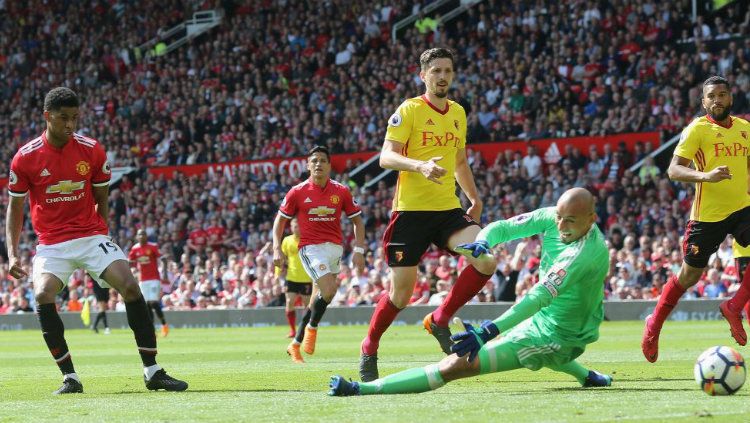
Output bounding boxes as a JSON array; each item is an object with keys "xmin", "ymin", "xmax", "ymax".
[
  {"xmin": 273, "ymin": 146, "xmax": 366, "ymax": 362},
  {"xmin": 129, "ymin": 229, "xmax": 170, "ymax": 337},
  {"xmin": 6, "ymin": 87, "xmax": 187, "ymax": 394}
]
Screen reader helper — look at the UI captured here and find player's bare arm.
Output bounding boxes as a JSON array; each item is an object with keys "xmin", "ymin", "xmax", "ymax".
[
  {"xmin": 92, "ymin": 185, "xmax": 110, "ymax": 225},
  {"xmin": 350, "ymin": 214, "xmax": 366, "ymax": 272},
  {"xmin": 272, "ymin": 214, "xmax": 290, "ymax": 268},
  {"xmin": 5, "ymin": 195, "xmax": 28, "ymax": 279},
  {"xmin": 667, "ymin": 154, "xmax": 731, "ymax": 183},
  {"xmin": 454, "ymin": 147, "xmax": 482, "ymax": 222},
  {"xmin": 380, "ymin": 139, "xmax": 447, "ymax": 184}
]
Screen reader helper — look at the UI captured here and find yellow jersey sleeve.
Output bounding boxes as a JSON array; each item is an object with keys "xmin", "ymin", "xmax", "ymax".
[
  {"xmin": 385, "ymin": 101, "xmax": 416, "ymax": 144},
  {"xmin": 673, "ymin": 118, "xmax": 700, "ymax": 161}
]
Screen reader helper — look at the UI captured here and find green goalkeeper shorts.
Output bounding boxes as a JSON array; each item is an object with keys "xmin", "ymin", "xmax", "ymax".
[{"xmin": 478, "ymin": 320, "xmax": 585, "ymax": 373}]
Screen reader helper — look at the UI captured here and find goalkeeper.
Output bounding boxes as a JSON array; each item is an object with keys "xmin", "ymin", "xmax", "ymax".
[{"xmin": 329, "ymin": 187, "xmax": 612, "ymax": 396}]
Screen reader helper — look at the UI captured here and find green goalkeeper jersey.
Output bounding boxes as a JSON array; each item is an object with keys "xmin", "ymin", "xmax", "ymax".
[{"xmin": 478, "ymin": 207, "xmax": 609, "ymax": 347}]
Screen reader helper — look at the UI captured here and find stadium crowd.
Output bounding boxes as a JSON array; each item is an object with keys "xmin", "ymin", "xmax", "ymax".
[
  {"xmin": 1, "ymin": 0, "xmax": 750, "ymax": 314},
  {"xmin": 2, "ymin": 0, "xmax": 749, "ymax": 177}
]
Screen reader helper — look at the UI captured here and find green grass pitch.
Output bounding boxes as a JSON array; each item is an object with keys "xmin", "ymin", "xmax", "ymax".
[{"xmin": 2, "ymin": 320, "xmax": 750, "ymax": 422}]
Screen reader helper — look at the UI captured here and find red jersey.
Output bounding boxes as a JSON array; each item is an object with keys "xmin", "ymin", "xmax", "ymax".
[
  {"xmin": 205, "ymin": 225, "xmax": 227, "ymax": 248},
  {"xmin": 128, "ymin": 242, "xmax": 162, "ymax": 281},
  {"xmin": 278, "ymin": 178, "xmax": 361, "ymax": 248},
  {"xmin": 8, "ymin": 132, "xmax": 111, "ymax": 245},
  {"xmin": 188, "ymin": 228, "xmax": 208, "ymax": 250}
]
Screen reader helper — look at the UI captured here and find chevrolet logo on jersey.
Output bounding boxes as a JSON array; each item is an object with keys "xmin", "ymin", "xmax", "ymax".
[
  {"xmin": 308, "ymin": 206, "xmax": 336, "ymax": 222},
  {"xmin": 46, "ymin": 180, "xmax": 85, "ymax": 195},
  {"xmin": 309, "ymin": 206, "xmax": 335, "ymax": 216}
]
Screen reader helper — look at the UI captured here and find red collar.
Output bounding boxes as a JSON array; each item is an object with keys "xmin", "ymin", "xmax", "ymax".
[
  {"xmin": 705, "ymin": 114, "xmax": 733, "ymax": 129},
  {"xmin": 421, "ymin": 95, "xmax": 449, "ymax": 115}
]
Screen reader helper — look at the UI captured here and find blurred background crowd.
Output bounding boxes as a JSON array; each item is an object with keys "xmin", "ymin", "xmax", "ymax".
[{"xmin": 1, "ymin": 0, "xmax": 750, "ymax": 314}]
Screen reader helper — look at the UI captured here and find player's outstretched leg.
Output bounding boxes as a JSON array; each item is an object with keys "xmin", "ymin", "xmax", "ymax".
[
  {"xmin": 331, "ymin": 364, "xmax": 446, "ymax": 396},
  {"xmin": 548, "ymin": 360, "xmax": 612, "ymax": 388}
]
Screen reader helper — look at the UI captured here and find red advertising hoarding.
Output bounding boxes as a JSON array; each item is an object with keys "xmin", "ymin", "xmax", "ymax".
[{"xmin": 0, "ymin": 132, "xmax": 660, "ymax": 188}]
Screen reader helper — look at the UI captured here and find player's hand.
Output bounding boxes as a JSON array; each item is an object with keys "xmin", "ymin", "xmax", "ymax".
[
  {"xmin": 418, "ymin": 156, "xmax": 447, "ymax": 184},
  {"xmin": 8, "ymin": 256, "xmax": 28, "ymax": 280},
  {"xmin": 704, "ymin": 165, "xmax": 732, "ymax": 182},
  {"xmin": 352, "ymin": 250, "xmax": 366, "ymax": 273},
  {"xmin": 454, "ymin": 240, "xmax": 491, "ymax": 258},
  {"xmin": 450, "ymin": 320, "xmax": 500, "ymax": 362},
  {"xmin": 466, "ymin": 199, "xmax": 483, "ymax": 223},
  {"xmin": 272, "ymin": 248, "xmax": 285, "ymax": 269}
]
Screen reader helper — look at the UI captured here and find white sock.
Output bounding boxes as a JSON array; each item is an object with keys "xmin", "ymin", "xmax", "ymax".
[
  {"xmin": 144, "ymin": 364, "xmax": 162, "ymax": 380},
  {"xmin": 64, "ymin": 373, "xmax": 80, "ymax": 383}
]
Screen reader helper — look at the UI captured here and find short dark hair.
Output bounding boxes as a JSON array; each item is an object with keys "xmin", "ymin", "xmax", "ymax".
[
  {"xmin": 44, "ymin": 87, "xmax": 79, "ymax": 112},
  {"xmin": 308, "ymin": 145, "xmax": 330, "ymax": 161},
  {"xmin": 703, "ymin": 75, "xmax": 730, "ymax": 90},
  {"xmin": 420, "ymin": 48, "xmax": 455, "ymax": 70}
]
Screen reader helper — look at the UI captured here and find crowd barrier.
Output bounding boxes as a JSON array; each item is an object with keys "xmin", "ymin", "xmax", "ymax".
[{"xmin": 0, "ymin": 299, "xmax": 724, "ymax": 331}]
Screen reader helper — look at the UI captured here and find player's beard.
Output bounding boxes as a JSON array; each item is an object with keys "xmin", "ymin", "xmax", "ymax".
[
  {"xmin": 434, "ymin": 88, "xmax": 448, "ymax": 98},
  {"xmin": 708, "ymin": 103, "xmax": 731, "ymax": 122}
]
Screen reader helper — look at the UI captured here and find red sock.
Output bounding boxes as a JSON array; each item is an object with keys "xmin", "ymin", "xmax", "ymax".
[
  {"xmin": 432, "ymin": 265, "xmax": 491, "ymax": 327},
  {"xmin": 728, "ymin": 265, "xmax": 750, "ymax": 313},
  {"xmin": 285, "ymin": 310, "xmax": 296, "ymax": 332},
  {"xmin": 361, "ymin": 294, "xmax": 401, "ymax": 355},
  {"xmin": 651, "ymin": 275, "xmax": 686, "ymax": 331}
]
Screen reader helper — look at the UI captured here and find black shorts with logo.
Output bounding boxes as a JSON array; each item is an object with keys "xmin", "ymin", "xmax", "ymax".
[
  {"xmin": 383, "ymin": 208, "xmax": 479, "ymax": 267},
  {"xmin": 93, "ymin": 282, "xmax": 110, "ymax": 302},
  {"xmin": 683, "ymin": 206, "xmax": 750, "ymax": 268},
  {"xmin": 286, "ymin": 280, "xmax": 313, "ymax": 296}
]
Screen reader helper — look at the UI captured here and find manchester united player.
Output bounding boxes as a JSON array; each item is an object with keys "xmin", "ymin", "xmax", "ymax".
[
  {"xmin": 273, "ymin": 145, "xmax": 366, "ymax": 363},
  {"xmin": 359, "ymin": 48, "xmax": 497, "ymax": 381},
  {"xmin": 642, "ymin": 76, "xmax": 750, "ymax": 362},
  {"xmin": 129, "ymin": 229, "xmax": 170, "ymax": 337},
  {"xmin": 6, "ymin": 87, "xmax": 187, "ymax": 394}
]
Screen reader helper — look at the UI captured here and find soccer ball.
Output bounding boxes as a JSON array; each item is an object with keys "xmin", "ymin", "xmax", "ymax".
[{"xmin": 694, "ymin": 346, "xmax": 746, "ymax": 396}]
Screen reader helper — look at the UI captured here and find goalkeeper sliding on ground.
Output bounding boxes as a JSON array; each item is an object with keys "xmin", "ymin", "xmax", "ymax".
[{"xmin": 329, "ymin": 187, "xmax": 613, "ymax": 396}]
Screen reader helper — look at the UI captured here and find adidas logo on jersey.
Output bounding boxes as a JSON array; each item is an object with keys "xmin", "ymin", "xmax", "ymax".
[
  {"xmin": 426, "ymin": 119, "xmax": 435, "ymax": 125},
  {"xmin": 716, "ymin": 133, "xmax": 724, "ymax": 138},
  {"xmin": 40, "ymin": 168, "xmax": 51, "ymax": 177},
  {"xmin": 304, "ymin": 197, "xmax": 312, "ymax": 203}
]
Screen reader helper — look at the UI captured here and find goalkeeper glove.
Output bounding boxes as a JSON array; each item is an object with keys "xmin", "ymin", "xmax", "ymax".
[
  {"xmin": 450, "ymin": 320, "xmax": 500, "ymax": 362},
  {"xmin": 454, "ymin": 240, "xmax": 491, "ymax": 258}
]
